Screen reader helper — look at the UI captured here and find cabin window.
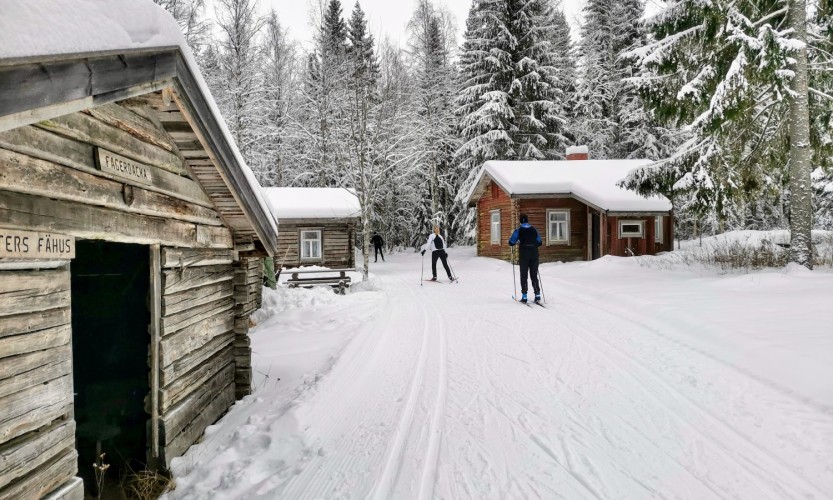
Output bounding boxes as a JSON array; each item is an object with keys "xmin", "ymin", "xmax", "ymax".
[
  {"xmin": 490, "ymin": 210, "xmax": 501, "ymax": 244},
  {"xmin": 547, "ymin": 209, "xmax": 570, "ymax": 245},
  {"xmin": 619, "ymin": 220, "xmax": 645, "ymax": 238},
  {"xmin": 300, "ymin": 230, "xmax": 322, "ymax": 261},
  {"xmin": 655, "ymin": 216, "xmax": 664, "ymax": 243}
]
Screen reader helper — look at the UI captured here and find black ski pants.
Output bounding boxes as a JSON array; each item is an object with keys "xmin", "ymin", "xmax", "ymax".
[
  {"xmin": 432, "ymin": 250, "xmax": 452, "ymax": 279},
  {"xmin": 518, "ymin": 251, "xmax": 540, "ymax": 295},
  {"xmin": 374, "ymin": 245, "xmax": 384, "ymax": 262}
]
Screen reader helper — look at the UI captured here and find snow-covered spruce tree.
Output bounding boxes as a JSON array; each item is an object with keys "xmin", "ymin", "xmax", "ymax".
[
  {"xmin": 408, "ymin": 0, "xmax": 462, "ymax": 243},
  {"xmin": 547, "ymin": 4, "xmax": 578, "ymax": 151},
  {"xmin": 627, "ymin": 0, "xmax": 828, "ymax": 268},
  {"xmin": 294, "ymin": 0, "xmax": 350, "ymax": 187},
  {"xmin": 214, "ymin": 0, "xmax": 266, "ymax": 170},
  {"xmin": 258, "ymin": 10, "xmax": 299, "ymax": 187},
  {"xmin": 573, "ymin": 0, "xmax": 648, "ymax": 159}
]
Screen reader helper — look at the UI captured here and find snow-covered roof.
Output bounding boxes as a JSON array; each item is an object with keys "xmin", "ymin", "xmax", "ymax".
[
  {"xmin": 263, "ymin": 188, "xmax": 361, "ymax": 220},
  {"xmin": 0, "ymin": 0, "xmax": 278, "ymax": 251},
  {"xmin": 566, "ymin": 145, "xmax": 589, "ymax": 155},
  {"xmin": 467, "ymin": 160, "xmax": 672, "ymax": 212}
]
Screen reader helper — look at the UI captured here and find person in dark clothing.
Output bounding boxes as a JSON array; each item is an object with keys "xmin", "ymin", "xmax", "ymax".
[
  {"xmin": 371, "ymin": 231, "xmax": 385, "ymax": 262},
  {"xmin": 420, "ymin": 226, "xmax": 454, "ymax": 281},
  {"xmin": 508, "ymin": 214, "xmax": 542, "ymax": 303}
]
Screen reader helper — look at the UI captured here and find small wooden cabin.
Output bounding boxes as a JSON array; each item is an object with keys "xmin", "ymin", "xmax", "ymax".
[
  {"xmin": 264, "ymin": 188, "xmax": 360, "ymax": 270},
  {"xmin": 466, "ymin": 153, "xmax": 673, "ymax": 263},
  {"xmin": 0, "ymin": 3, "xmax": 278, "ymax": 498}
]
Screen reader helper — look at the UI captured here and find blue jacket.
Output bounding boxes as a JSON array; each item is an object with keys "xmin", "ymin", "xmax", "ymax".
[{"xmin": 508, "ymin": 223, "xmax": 542, "ymax": 247}]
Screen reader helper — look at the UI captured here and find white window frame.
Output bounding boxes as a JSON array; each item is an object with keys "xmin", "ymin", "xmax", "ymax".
[
  {"xmin": 490, "ymin": 210, "xmax": 501, "ymax": 245},
  {"xmin": 654, "ymin": 216, "xmax": 664, "ymax": 243},
  {"xmin": 619, "ymin": 220, "xmax": 645, "ymax": 239},
  {"xmin": 300, "ymin": 229, "xmax": 323, "ymax": 261},
  {"xmin": 546, "ymin": 209, "xmax": 570, "ymax": 245}
]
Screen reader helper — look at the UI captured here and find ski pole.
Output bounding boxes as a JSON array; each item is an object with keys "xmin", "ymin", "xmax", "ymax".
[
  {"xmin": 420, "ymin": 250, "xmax": 425, "ymax": 286},
  {"xmin": 512, "ymin": 246, "xmax": 517, "ymax": 301},
  {"xmin": 447, "ymin": 260, "xmax": 458, "ymax": 282},
  {"xmin": 537, "ymin": 267, "xmax": 546, "ymax": 304}
]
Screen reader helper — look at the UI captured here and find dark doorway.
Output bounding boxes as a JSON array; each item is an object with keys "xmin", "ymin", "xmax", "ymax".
[
  {"xmin": 591, "ymin": 213, "xmax": 601, "ymax": 260},
  {"xmin": 71, "ymin": 241, "xmax": 150, "ymax": 498}
]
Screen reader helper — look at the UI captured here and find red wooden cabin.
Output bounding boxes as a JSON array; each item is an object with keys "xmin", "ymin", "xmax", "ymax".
[{"xmin": 465, "ymin": 151, "xmax": 673, "ymax": 262}]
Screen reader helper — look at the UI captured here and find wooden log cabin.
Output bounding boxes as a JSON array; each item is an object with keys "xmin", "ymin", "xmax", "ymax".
[
  {"xmin": 0, "ymin": 3, "xmax": 277, "ymax": 498},
  {"xmin": 466, "ymin": 149, "xmax": 673, "ymax": 263},
  {"xmin": 263, "ymin": 188, "xmax": 360, "ymax": 270}
]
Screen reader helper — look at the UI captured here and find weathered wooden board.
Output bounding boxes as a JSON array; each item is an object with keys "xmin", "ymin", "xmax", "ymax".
[
  {"xmin": 161, "ymin": 297, "xmax": 234, "ymax": 336},
  {"xmin": 41, "ymin": 477, "xmax": 84, "ymax": 500},
  {"xmin": 0, "ymin": 191, "xmax": 232, "ymax": 249},
  {"xmin": 0, "ymin": 227, "xmax": 75, "ymax": 260},
  {"xmin": 84, "ymin": 103, "xmax": 177, "ymax": 153},
  {"xmin": 159, "ymin": 310, "xmax": 234, "ymax": 368},
  {"xmin": 162, "ymin": 280, "xmax": 234, "ymax": 316},
  {"xmin": 160, "ymin": 368, "xmax": 234, "ymax": 446},
  {"xmin": 36, "ymin": 111, "xmax": 185, "ymax": 175},
  {"xmin": 0, "ymin": 358, "xmax": 71, "ymax": 401},
  {"xmin": 0, "ymin": 125, "xmax": 214, "ymax": 207},
  {"xmin": 0, "ymin": 445, "xmax": 77, "ymax": 500},
  {"xmin": 162, "ymin": 264, "xmax": 234, "ymax": 294},
  {"xmin": 0, "ymin": 307, "xmax": 70, "ymax": 339},
  {"xmin": 0, "ymin": 269, "xmax": 70, "ymax": 318},
  {"xmin": 0, "ymin": 375, "xmax": 72, "ymax": 446},
  {"xmin": 0, "ymin": 345, "xmax": 72, "ymax": 386},
  {"xmin": 160, "ymin": 332, "xmax": 234, "ymax": 387},
  {"xmin": 162, "ymin": 381, "xmax": 235, "ymax": 467},
  {"xmin": 159, "ymin": 348, "xmax": 234, "ymax": 412},
  {"xmin": 0, "ymin": 420, "xmax": 75, "ymax": 490},
  {"xmin": 0, "ymin": 148, "xmax": 221, "ymax": 226},
  {"xmin": 0, "ymin": 324, "xmax": 71, "ymax": 361},
  {"xmin": 161, "ymin": 248, "xmax": 234, "ymax": 268}
]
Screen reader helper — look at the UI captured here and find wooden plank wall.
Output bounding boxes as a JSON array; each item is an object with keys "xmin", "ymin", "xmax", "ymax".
[
  {"xmin": 232, "ymin": 257, "xmax": 263, "ymax": 399},
  {"xmin": 606, "ymin": 216, "xmax": 670, "ymax": 257},
  {"xmin": 275, "ymin": 221, "xmax": 356, "ymax": 269},
  {"xmin": 0, "ymin": 102, "xmax": 231, "ymax": 249},
  {"xmin": 0, "ymin": 264, "xmax": 78, "ymax": 500},
  {"xmin": 518, "ymin": 198, "xmax": 588, "ymax": 263},
  {"xmin": 157, "ymin": 247, "xmax": 236, "ymax": 467},
  {"xmin": 475, "ymin": 181, "xmax": 514, "ymax": 260}
]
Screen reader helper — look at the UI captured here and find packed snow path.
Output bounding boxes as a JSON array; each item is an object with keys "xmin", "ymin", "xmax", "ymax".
[{"xmin": 167, "ymin": 248, "xmax": 833, "ymax": 499}]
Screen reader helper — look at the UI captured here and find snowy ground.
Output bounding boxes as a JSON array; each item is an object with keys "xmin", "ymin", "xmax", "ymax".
[{"xmin": 165, "ymin": 245, "xmax": 833, "ymax": 499}]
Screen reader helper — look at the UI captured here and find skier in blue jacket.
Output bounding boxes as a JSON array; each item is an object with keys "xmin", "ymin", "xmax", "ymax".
[{"xmin": 508, "ymin": 214, "xmax": 542, "ymax": 303}]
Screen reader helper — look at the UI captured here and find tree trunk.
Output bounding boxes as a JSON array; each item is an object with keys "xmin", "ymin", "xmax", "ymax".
[{"xmin": 787, "ymin": 0, "xmax": 814, "ymax": 269}]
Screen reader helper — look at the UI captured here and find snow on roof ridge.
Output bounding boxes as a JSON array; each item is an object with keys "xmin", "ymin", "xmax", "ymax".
[
  {"xmin": 0, "ymin": 0, "xmax": 278, "ymax": 240},
  {"xmin": 566, "ymin": 145, "xmax": 589, "ymax": 155},
  {"xmin": 468, "ymin": 160, "xmax": 671, "ymax": 212},
  {"xmin": 263, "ymin": 187, "xmax": 361, "ymax": 220}
]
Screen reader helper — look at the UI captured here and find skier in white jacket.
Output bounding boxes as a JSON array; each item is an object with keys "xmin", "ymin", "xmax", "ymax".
[{"xmin": 420, "ymin": 226, "xmax": 454, "ymax": 282}]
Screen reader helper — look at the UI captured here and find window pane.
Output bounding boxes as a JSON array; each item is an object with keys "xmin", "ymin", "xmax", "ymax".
[{"xmin": 622, "ymin": 224, "xmax": 640, "ymax": 233}]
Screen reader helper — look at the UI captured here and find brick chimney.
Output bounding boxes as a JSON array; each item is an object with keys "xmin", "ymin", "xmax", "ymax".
[{"xmin": 566, "ymin": 145, "xmax": 589, "ymax": 161}]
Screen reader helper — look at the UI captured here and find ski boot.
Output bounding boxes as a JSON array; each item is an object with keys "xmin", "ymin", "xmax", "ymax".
[
  {"xmin": 534, "ymin": 294, "xmax": 542, "ymax": 304},
  {"xmin": 520, "ymin": 293, "xmax": 528, "ymax": 303}
]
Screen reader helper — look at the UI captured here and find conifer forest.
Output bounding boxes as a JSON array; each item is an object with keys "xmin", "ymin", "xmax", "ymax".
[{"xmin": 155, "ymin": 0, "xmax": 833, "ymax": 268}]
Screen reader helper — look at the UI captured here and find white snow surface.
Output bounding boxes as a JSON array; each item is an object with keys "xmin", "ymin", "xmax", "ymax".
[
  {"xmin": 263, "ymin": 187, "xmax": 361, "ymax": 220},
  {"xmin": 565, "ymin": 145, "xmax": 590, "ymax": 155},
  {"xmin": 0, "ymin": 0, "xmax": 278, "ymax": 240},
  {"xmin": 469, "ymin": 160, "xmax": 673, "ymax": 212},
  {"xmin": 165, "ymin": 243, "xmax": 833, "ymax": 499}
]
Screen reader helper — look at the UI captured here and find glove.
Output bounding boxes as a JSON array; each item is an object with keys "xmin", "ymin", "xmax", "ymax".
[{"xmin": 421, "ymin": 250, "xmax": 426, "ymax": 256}]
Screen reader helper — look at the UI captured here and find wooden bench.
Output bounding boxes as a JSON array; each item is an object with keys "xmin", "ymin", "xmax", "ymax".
[{"xmin": 284, "ymin": 269, "xmax": 352, "ymax": 294}]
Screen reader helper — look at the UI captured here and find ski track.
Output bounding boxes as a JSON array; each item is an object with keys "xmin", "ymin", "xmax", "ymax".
[{"xmin": 217, "ymin": 252, "xmax": 832, "ymax": 499}]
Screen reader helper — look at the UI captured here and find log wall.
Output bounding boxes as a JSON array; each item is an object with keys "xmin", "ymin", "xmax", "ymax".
[
  {"xmin": 518, "ymin": 198, "xmax": 588, "ymax": 263},
  {"xmin": 475, "ymin": 181, "xmax": 515, "ymax": 260},
  {"xmin": 157, "ymin": 247, "xmax": 236, "ymax": 467},
  {"xmin": 275, "ymin": 220, "xmax": 356, "ymax": 269},
  {"xmin": 0, "ymin": 263, "xmax": 78, "ymax": 500},
  {"xmin": 232, "ymin": 256, "xmax": 263, "ymax": 400},
  {"xmin": 605, "ymin": 215, "xmax": 673, "ymax": 257}
]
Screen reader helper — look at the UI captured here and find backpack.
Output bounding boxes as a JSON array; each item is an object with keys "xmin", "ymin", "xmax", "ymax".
[{"xmin": 434, "ymin": 235, "xmax": 444, "ymax": 250}]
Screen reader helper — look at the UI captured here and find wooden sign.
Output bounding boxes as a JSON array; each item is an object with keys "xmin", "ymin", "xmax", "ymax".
[
  {"xmin": 95, "ymin": 148, "xmax": 153, "ymax": 185},
  {"xmin": 0, "ymin": 228, "xmax": 75, "ymax": 259}
]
